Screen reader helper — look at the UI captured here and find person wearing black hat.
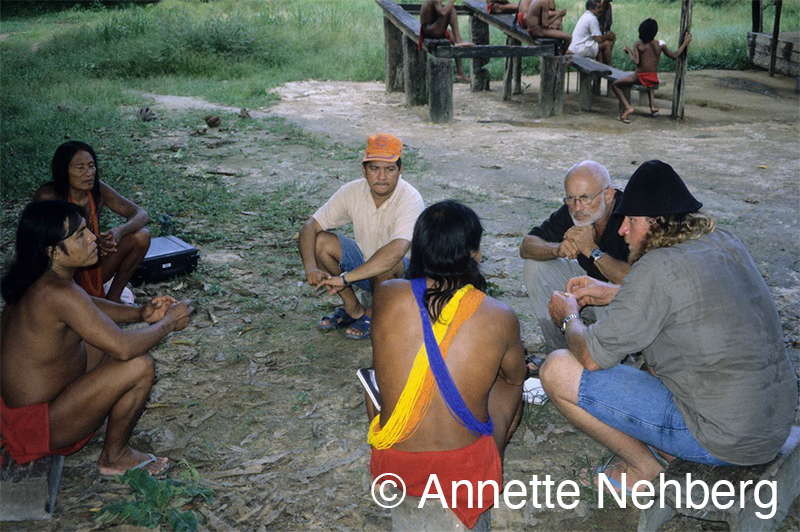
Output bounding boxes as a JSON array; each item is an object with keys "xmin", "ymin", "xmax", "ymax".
[{"xmin": 538, "ymin": 160, "xmax": 797, "ymax": 494}]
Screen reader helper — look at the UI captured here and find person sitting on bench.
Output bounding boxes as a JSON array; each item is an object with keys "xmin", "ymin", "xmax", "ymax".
[
  {"xmin": 420, "ymin": 0, "xmax": 474, "ymax": 83},
  {"xmin": 0, "ymin": 201, "xmax": 194, "ymax": 475},
  {"xmin": 539, "ymin": 160, "xmax": 797, "ymax": 495},
  {"xmin": 517, "ymin": 0, "xmax": 565, "ymax": 30},
  {"xmin": 596, "ymin": 0, "xmax": 615, "ymax": 65},
  {"xmin": 568, "ymin": 1, "xmax": 615, "ymax": 63},
  {"xmin": 612, "ymin": 19, "xmax": 692, "ymax": 122},
  {"xmin": 367, "ymin": 200, "xmax": 526, "ymax": 529},
  {"xmin": 523, "ymin": 0, "xmax": 571, "ymax": 54},
  {"xmin": 35, "ymin": 141, "xmax": 151, "ymax": 303}
]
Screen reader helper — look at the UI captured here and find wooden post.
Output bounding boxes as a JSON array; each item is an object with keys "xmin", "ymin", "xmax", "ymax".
[
  {"xmin": 470, "ymin": 15, "xmax": 491, "ymax": 91},
  {"xmin": 403, "ymin": 36, "xmax": 428, "ymax": 106},
  {"xmin": 769, "ymin": 0, "xmax": 783, "ymax": 77},
  {"xmin": 428, "ymin": 56, "xmax": 454, "ymax": 123},
  {"xmin": 384, "ymin": 18, "xmax": 404, "ymax": 93},
  {"xmin": 579, "ymin": 72, "xmax": 594, "ymax": 111},
  {"xmin": 539, "ymin": 55, "xmax": 566, "ymax": 117},
  {"xmin": 752, "ymin": 0, "xmax": 763, "ymax": 33},
  {"xmin": 670, "ymin": 0, "xmax": 693, "ymax": 119},
  {"xmin": 513, "ymin": 39, "xmax": 522, "ymax": 94},
  {"xmin": 503, "ymin": 35, "xmax": 514, "ymax": 101}
]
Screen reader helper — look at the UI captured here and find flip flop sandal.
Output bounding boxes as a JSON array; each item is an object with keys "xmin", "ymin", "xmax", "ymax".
[
  {"xmin": 650, "ymin": 110, "xmax": 660, "ymax": 117},
  {"xmin": 100, "ymin": 453, "xmax": 170, "ymax": 479},
  {"xmin": 526, "ymin": 355, "xmax": 545, "ymax": 378},
  {"xmin": 345, "ymin": 314, "xmax": 371, "ymax": 340},
  {"xmin": 617, "ymin": 115, "xmax": 632, "ymax": 124},
  {"xmin": 318, "ymin": 307, "xmax": 357, "ymax": 331},
  {"xmin": 580, "ymin": 464, "xmax": 630, "ymax": 496}
]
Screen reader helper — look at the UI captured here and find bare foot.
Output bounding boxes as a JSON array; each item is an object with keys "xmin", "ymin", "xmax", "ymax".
[
  {"xmin": 619, "ymin": 107, "xmax": 634, "ymax": 123},
  {"xmin": 98, "ymin": 446, "xmax": 169, "ymax": 477},
  {"xmin": 455, "ymin": 41, "xmax": 474, "ymax": 47},
  {"xmin": 456, "ymin": 73, "xmax": 471, "ymax": 83}
]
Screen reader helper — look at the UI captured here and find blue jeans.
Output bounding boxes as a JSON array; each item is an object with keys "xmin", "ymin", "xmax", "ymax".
[
  {"xmin": 336, "ymin": 235, "xmax": 409, "ymax": 293},
  {"xmin": 577, "ymin": 365, "xmax": 732, "ymax": 466}
]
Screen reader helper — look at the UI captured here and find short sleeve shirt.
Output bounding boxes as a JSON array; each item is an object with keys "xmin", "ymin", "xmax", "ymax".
[
  {"xmin": 312, "ymin": 177, "xmax": 425, "ymax": 260},
  {"xmin": 527, "ymin": 190, "xmax": 629, "ymax": 281},
  {"xmin": 569, "ymin": 11, "xmax": 601, "ymax": 52},
  {"xmin": 584, "ymin": 229, "xmax": 797, "ymax": 465}
]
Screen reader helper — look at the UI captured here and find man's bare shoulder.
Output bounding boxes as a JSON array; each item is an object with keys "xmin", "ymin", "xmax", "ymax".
[
  {"xmin": 373, "ymin": 279, "xmax": 412, "ymax": 309},
  {"xmin": 477, "ymin": 294, "xmax": 519, "ymax": 325},
  {"xmin": 28, "ymin": 275, "xmax": 88, "ymax": 309}
]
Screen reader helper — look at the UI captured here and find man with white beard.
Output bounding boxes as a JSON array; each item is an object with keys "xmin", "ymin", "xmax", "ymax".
[{"xmin": 520, "ymin": 161, "xmax": 629, "ymax": 359}]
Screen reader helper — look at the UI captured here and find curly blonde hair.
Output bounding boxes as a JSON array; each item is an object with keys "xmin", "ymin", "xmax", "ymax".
[{"xmin": 632, "ymin": 212, "xmax": 716, "ymax": 263}]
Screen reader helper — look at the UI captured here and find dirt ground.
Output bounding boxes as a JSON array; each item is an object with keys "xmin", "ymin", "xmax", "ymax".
[{"xmin": 19, "ymin": 69, "xmax": 800, "ymax": 531}]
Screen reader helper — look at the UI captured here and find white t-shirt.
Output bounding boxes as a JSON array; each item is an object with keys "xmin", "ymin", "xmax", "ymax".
[
  {"xmin": 568, "ymin": 11, "xmax": 601, "ymax": 56},
  {"xmin": 312, "ymin": 177, "xmax": 424, "ymax": 260}
]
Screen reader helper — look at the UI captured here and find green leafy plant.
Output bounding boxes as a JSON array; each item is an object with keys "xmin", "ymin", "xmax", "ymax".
[{"xmin": 94, "ymin": 462, "xmax": 213, "ymax": 531}]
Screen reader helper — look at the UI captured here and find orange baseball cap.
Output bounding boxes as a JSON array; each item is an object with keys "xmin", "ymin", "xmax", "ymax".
[{"xmin": 363, "ymin": 133, "xmax": 402, "ymax": 163}]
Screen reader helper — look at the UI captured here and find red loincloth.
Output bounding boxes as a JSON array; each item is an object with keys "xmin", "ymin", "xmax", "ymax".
[
  {"xmin": 68, "ymin": 192, "xmax": 105, "ymax": 298},
  {"xmin": 371, "ymin": 435, "xmax": 503, "ymax": 528},
  {"xmin": 418, "ymin": 29, "xmax": 453, "ymax": 51},
  {"xmin": 1, "ymin": 396, "xmax": 95, "ymax": 465},
  {"xmin": 516, "ymin": 11, "xmax": 526, "ymax": 28},
  {"xmin": 637, "ymin": 71, "xmax": 660, "ymax": 88}
]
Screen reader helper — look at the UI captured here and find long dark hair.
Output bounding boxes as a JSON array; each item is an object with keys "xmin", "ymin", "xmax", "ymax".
[
  {"xmin": 408, "ymin": 200, "xmax": 486, "ymax": 321},
  {"xmin": 44, "ymin": 141, "xmax": 101, "ymax": 204},
  {"xmin": 1, "ymin": 201, "xmax": 85, "ymax": 304}
]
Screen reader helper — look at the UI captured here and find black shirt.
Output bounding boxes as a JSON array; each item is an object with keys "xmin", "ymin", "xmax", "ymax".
[{"xmin": 527, "ymin": 190, "xmax": 629, "ymax": 282}]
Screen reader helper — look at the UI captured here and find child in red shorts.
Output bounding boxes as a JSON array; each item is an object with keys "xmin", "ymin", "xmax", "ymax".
[{"xmin": 612, "ymin": 18, "xmax": 692, "ymax": 123}]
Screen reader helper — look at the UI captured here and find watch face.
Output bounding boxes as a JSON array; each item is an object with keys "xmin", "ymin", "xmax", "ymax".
[{"xmin": 591, "ymin": 248, "xmax": 603, "ymax": 261}]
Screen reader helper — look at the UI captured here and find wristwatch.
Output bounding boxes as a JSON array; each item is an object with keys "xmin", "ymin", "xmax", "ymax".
[
  {"xmin": 590, "ymin": 248, "xmax": 604, "ymax": 261},
  {"xmin": 340, "ymin": 272, "xmax": 351, "ymax": 287},
  {"xmin": 561, "ymin": 314, "xmax": 580, "ymax": 332}
]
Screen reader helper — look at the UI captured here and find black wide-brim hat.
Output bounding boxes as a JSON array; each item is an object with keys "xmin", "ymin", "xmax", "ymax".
[{"xmin": 614, "ymin": 160, "xmax": 702, "ymax": 217}]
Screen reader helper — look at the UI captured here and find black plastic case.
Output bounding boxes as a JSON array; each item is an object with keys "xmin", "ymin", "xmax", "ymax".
[{"xmin": 131, "ymin": 236, "xmax": 199, "ymax": 286}]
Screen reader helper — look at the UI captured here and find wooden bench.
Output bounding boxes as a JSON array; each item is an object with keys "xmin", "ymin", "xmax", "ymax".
[
  {"xmin": 0, "ymin": 454, "xmax": 66, "ymax": 521},
  {"xmin": 377, "ymin": 0, "xmax": 562, "ymax": 122},
  {"xmin": 462, "ymin": 0, "xmax": 568, "ymax": 117},
  {"xmin": 638, "ymin": 426, "xmax": 800, "ymax": 531},
  {"xmin": 570, "ymin": 55, "xmax": 669, "ymax": 112}
]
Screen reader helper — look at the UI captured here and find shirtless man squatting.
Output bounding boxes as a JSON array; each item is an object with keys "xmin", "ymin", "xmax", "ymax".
[{"xmin": 1, "ymin": 201, "xmax": 193, "ymax": 476}]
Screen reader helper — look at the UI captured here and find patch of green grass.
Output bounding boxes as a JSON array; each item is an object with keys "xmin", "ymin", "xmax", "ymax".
[{"xmin": 94, "ymin": 462, "xmax": 213, "ymax": 532}]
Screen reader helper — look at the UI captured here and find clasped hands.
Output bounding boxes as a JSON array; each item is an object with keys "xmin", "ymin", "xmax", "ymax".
[
  {"xmin": 305, "ymin": 268, "xmax": 346, "ymax": 296},
  {"xmin": 97, "ymin": 227, "xmax": 123, "ymax": 257},
  {"xmin": 140, "ymin": 295, "xmax": 194, "ymax": 331},
  {"xmin": 557, "ymin": 225, "xmax": 596, "ymax": 260}
]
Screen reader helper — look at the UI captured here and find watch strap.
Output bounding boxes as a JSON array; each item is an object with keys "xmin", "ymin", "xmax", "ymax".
[{"xmin": 561, "ymin": 314, "xmax": 580, "ymax": 332}]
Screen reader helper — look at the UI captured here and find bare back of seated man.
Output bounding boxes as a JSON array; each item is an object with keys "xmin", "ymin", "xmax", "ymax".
[
  {"xmin": 367, "ymin": 201, "xmax": 526, "ymax": 528},
  {"xmin": 419, "ymin": 0, "xmax": 474, "ymax": 82},
  {"xmin": 368, "ymin": 201, "xmax": 526, "ymax": 528},
  {"xmin": 0, "ymin": 201, "xmax": 193, "ymax": 476},
  {"xmin": 525, "ymin": 0, "xmax": 571, "ymax": 53}
]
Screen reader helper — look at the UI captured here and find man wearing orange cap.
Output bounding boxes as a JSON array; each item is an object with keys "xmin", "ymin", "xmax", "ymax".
[{"xmin": 298, "ymin": 133, "xmax": 425, "ymax": 340}]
